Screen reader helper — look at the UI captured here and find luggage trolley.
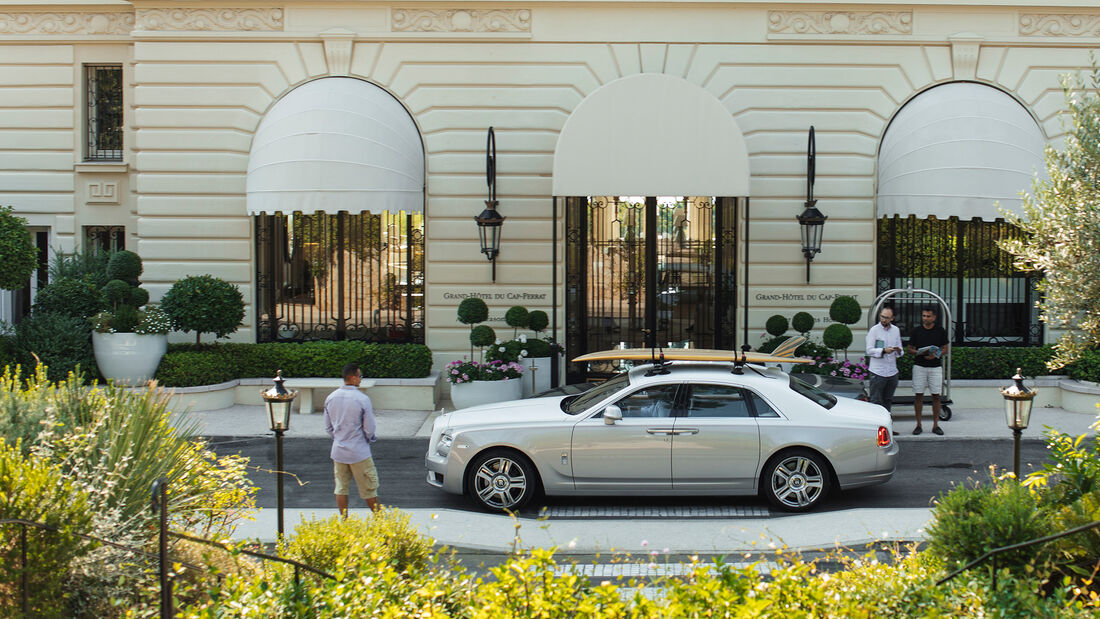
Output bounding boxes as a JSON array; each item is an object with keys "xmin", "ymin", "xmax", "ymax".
[{"xmin": 868, "ymin": 282, "xmax": 954, "ymax": 421}]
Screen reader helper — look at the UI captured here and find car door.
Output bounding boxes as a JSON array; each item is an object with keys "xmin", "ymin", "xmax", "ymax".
[
  {"xmin": 671, "ymin": 383, "xmax": 760, "ymax": 491},
  {"xmin": 569, "ymin": 383, "xmax": 681, "ymax": 491}
]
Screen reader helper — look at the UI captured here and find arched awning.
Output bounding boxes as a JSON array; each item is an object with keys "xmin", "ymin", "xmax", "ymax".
[
  {"xmin": 247, "ymin": 77, "xmax": 424, "ymax": 214},
  {"xmin": 552, "ymin": 74, "xmax": 750, "ymax": 196},
  {"xmin": 877, "ymin": 82, "xmax": 1046, "ymax": 221}
]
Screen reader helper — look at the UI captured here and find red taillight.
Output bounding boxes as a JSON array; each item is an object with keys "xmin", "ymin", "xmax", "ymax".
[{"xmin": 877, "ymin": 426, "xmax": 891, "ymax": 446}]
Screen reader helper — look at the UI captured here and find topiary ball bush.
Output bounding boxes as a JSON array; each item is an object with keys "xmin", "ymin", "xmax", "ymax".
[
  {"xmin": 822, "ymin": 323, "xmax": 853, "ymax": 350},
  {"xmin": 456, "ymin": 297, "xmax": 489, "ymax": 325},
  {"xmin": 160, "ymin": 274, "xmax": 245, "ymax": 342},
  {"xmin": 101, "ymin": 279, "xmax": 133, "ymax": 307},
  {"xmin": 527, "ymin": 310, "xmax": 549, "ymax": 332},
  {"xmin": 129, "ymin": 286, "xmax": 150, "ymax": 308},
  {"xmin": 470, "ymin": 325, "xmax": 496, "ymax": 347},
  {"xmin": 765, "ymin": 314, "xmax": 789, "ymax": 337},
  {"xmin": 791, "ymin": 311, "xmax": 815, "ymax": 334},
  {"xmin": 504, "ymin": 306, "xmax": 529, "ymax": 329},
  {"xmin": 31, "ymin": 277, "xmax": 103, "ymax": 319},
  {"xmin": 105, "ymin": 249, "xmax": 143, "ymax": 284},
  {"xmin": 829, "ymin": 295, "xmax": 861, "ymax": 325}
]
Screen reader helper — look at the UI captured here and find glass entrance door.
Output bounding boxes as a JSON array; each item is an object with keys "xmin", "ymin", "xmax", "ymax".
[{"xmin": 565, "ymin": 196, "xmax": 737, "ymax": 381}]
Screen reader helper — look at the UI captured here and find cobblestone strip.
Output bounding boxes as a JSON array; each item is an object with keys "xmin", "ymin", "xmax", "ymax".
[{"xmin": 542, "ymin": 505, "xmax": 770, "ymax": 519}]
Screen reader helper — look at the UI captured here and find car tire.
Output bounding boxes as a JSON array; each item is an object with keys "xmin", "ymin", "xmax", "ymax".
[
  {"xmin": 466, "ymin": 449, "xmax": 538, "ymax": 513},
  {"xmin": 761, "ymin": 449, "xmax": 831, "ymax": 512}
]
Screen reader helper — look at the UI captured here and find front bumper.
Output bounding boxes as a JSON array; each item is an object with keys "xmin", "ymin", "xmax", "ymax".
[{"xmin": 425, "ymin": 450, "xmax": 465, "ymax": 495}]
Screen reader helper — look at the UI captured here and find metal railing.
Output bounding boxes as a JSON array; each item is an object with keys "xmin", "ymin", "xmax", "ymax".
[
  {"xmin": 936, "ymin": 519, "xmax": 1100, "ymax": 593},
  {"xmin": 1, "ymin": 479, "xmax": 334, "ymax": 617}
]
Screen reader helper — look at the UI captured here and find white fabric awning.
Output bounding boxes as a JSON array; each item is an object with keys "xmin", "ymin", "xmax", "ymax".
[
  {"xmin": 877, "ymin": 82, "xmax": 1046, "ymax": 221},
  {"xmin": 247, "ymin": 77, "xmax": 424, "ymax": 215},
  {"xmin": 553, "ymin": 74, "xmax": 750, "ymax": 196}
]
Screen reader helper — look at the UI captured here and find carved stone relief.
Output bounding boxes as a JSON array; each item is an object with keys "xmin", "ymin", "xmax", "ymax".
[
  {"xmin": 87, "ymin": 181, "xmax": 120, "ymax": 205},
  {"xmin": 135, "ymin": 8, "xmax": 284, "ymax": 32},
  {"xmin": 1020, "ymin": 14, "xmax": 1100, "ymax": 37},
  {"xmin": 0, "ymin": 12, "xmax": 134, "ymax": 35},
  {"xmin": 768, "ymin": 11, "xmax": 912, "ymax": 35},
  {"xmin": 392, "ymin": 9, "xmax": 531, "ymax": 33}
]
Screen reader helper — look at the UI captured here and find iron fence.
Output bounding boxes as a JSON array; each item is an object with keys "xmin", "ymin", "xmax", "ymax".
[
  {"xmin": 877, "ymin": 215, "xmax": 1042, "ymax": 346},
  {"xmin": 255, "ymin": 211, "xmax": 425, "ymax": 343}
]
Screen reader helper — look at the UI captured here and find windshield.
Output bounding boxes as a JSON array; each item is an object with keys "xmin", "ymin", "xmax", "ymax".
[
  {"xmin": 564, "ymin": 373, "xmax": 630, "ymax": 415},
  {"xmin": 789, "ymin": 374, "xmax": 837, "ymax": 410}
]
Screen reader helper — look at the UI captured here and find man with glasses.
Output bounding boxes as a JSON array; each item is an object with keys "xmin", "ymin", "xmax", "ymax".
[{"xmin": 865, "ymin": 306, "xmax": 904, "ymax": 423}]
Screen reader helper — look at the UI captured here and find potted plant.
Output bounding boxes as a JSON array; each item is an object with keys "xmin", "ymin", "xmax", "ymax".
[
  {"xmin": 446, "ymin": 358, "xmax": 525, "ymax": 409},
  {"xmin": 487, "ymin": 307, "xmax": 555, "ymax": 397},
  {"xmin": 89, "ymin": 250, "xmax": 170, "ymax": 384}
]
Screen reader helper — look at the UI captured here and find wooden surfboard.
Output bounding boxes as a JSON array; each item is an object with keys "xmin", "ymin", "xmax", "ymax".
[{"xmin": 572, "ymin": 344, "xmax": 812, "ymax": 365}]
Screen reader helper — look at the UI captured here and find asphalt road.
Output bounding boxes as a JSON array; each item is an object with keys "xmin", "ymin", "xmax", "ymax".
[{"xmin": 206, "ymin": 436, "xmax": 1054, "ymax": 515}]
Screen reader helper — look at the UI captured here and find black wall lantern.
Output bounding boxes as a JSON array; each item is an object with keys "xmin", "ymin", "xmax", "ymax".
[
  {"xmin": 475, "ymin": 126, "xmax": 505, "ymax": 281},
  {"xmin": 797, "ymin": 125, "xmax": 826, "ymax": 283}
]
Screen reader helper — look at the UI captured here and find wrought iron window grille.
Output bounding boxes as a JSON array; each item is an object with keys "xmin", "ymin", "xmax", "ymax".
[{"xmin": 85, "ymin": 65, "xmax": 123, "ymax": 161}]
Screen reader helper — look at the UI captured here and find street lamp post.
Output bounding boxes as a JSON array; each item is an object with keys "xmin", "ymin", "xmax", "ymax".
[
  {"xmin": 261, "ymin": 370, "xmax": 297, "ymax": 538},
  {"xmin": 1000, "ymin": 368, "xmax": 1036, "ymax": 479}
]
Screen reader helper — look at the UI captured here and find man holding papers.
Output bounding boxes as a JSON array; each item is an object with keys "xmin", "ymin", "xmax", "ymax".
[{"xmin": 906, "ymin": 306, "xmax": 950, "ymax": 435}]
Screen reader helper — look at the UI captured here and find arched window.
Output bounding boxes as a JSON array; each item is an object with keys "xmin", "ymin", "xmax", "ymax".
[
  {"xmin": 248, "ymin": 78, "xmax": 425, "ymax": 342},
  {"xmin": 877, "ymin": 82, "xmax": 1044, "ymax": 345}
]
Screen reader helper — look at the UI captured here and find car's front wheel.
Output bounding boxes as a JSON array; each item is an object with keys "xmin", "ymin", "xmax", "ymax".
[
  {"xmin": 467, "ymin": 450, "xmax": 537, "ymax": 512},
  {"xmin": 762, "ymin": 449, "xmax": 831, "ymax": 512}
]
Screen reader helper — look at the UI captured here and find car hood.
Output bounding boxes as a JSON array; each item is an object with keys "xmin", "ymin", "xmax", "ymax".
[
  {"xmin": 829, "ymin": 395, "xmax": 892, "ymax": 425},
  {"xmin": 440, "ymin": 397, "xmax": 569, "ymax": 431}
]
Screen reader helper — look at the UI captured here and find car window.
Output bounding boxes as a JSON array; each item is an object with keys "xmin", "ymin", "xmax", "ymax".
[
  {"xmin": 746, "ymin": 391, "xmax": 781, "ymax": 418},
  {"xmin": 613, "ymin": 385, "xmax": 679, "ymax": 418},
  {"xmin": 564, "ymin": 373, "xmax": 630, "ymax": 415},
  {"xmin": 685, "ymin": 384, "xmax": 750, "ymax": 418},
  {"xmin": 789, "ymin": 374, "xmax": 837, "ymax": 410}
]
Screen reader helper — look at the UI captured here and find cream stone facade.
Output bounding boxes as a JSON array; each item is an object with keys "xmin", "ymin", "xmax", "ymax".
[{"xmin": 0, "ymin": 1, "xmax": 1095, "ymax": 370}]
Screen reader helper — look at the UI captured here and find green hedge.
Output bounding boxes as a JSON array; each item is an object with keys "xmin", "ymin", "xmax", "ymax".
[
  {"xmin": 155, "ymin": 341, "xmax": 432, "ymax": 387},
  {"xmin": 896, "ymin": 345, "xmax": 1062, "ymax": 381}
]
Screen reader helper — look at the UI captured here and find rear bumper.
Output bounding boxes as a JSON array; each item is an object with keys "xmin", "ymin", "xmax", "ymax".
[{"xmin": 838, "ymin": 439, "xmax": 898, "ymax": 490}]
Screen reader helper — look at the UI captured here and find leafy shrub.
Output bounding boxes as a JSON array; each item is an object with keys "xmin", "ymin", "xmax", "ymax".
[
  {"xmin": 456, "ymin": 297, "xmax": 488, "ymax": 324},
  {"xmin": 504, "ymin": 305, "xmax": 528, "ymax": 329},
  {"xmin": 1066, "ymin": 348, "xmax": 1100, "ymax": 382},
  {"xmin": 0, "ymin": 205, "xmax": 37, "ymax": 291},
  {"xmin": 31, "ymin": 276, "xmax": 103, "ymax": 319},
  {"xmin": 155, "ymin": 350, "xmax": 236, "ymax": 387},
  {"xmin": 155, "ymin": 342, "xmax": 432, "ymax": 387},
  {"xmin": 765, "ymin": 314, "xmax": 789, "ymax": 336},
  {"xmin": 893, "ymin": 346, "xmax": 1060, "ymax": 381},
  {"xmin": 282, "ymin": 509, "xmax": 432, "ymax": 575},
  {"xmin": 485, "ymin": 338, "xmax": 526, "ymax": 363},
  {"xmin": 470, "ymin": 324, "xmax": 496, "ymax": 347},
  {"xmin": 1026, "ymin": 429, "xmax": 1100, "ymax": 569},
  {"xmin": 527, "ymin": 309, "xmax": 549, "ymax": 332},
  {"xmin": 823, "ymin": 323, "xmax": 853, "ymax": 350},
  {"xmin": 105, "ymin": 249, "xmax": 142, "ymax": 284},
  {"xmin": 101, "ymin": 279, "xmax": 132, "ymax": 306},
  {"xmin": 829, "ymin": 295, "xmax": 861, "ymax": 324},
  {"xmin": 926, "ymin": 477, "xmax": 1053, "ymax": 570},
  {"xmin": 525, "ymin": 337, "xmax": 552, "ymax": 357},
  {"xmin": 0, "ymin": 439, "xmax": 95, "ymax": 618},
  {"xmin": 12, "ymin": 312, "xmax": 95, "ymax": 382},
  {"xmin": 0, "ymin": 334, "xmax": 14, "ymax": 372},
  {"xmin": 792, "ymin": 311, "xmax": 815, "ymax": 334},
  {"xmin": 49, "ymin": 248, "xmax": 111, "ymax": 289},
  {"xmin": 160, "ymin": 275, "xmax": 245, "ymax": 343}
]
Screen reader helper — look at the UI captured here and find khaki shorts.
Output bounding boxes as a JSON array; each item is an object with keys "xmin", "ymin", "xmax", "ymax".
[
  {"xmin": 333, "ymin": 457, "xmax": 379, "ymax": 499},
  {"xmin": 912, "ymin": 365, "xmax": 943, "ymax": 395}
]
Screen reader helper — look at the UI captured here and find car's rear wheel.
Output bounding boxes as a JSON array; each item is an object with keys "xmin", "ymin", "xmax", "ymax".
[
  {"xmin": 467, "ymin": 450, "xmax": 537, "ymax": 512},
  {"xmin": 762, "ymin": 449, "xmax": 830, "ymax": 512}
]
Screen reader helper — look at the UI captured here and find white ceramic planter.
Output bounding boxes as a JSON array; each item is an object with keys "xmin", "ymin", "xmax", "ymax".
[
  {"xmin": 450, "ymin": 378, "xmax": 522, "ymax": 410},
  {"xmin": 92, "ymin": 332, "xmax": 168, "ymax": 385},
  {"xmin": 522, "ymin": 357, "xmax": 553, "ymax": 397}
]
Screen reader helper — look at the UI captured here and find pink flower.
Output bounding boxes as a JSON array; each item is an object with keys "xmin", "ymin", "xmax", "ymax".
[{"xmin": 462, "ymin": 374, "xmax": 469, "ymax": 380}]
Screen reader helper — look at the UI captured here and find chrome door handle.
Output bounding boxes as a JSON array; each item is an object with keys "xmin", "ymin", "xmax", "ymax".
[
  {"xmin": 672, "ymin": 428, "xmax": 699, "ymax": 435},
  {"xmin": 646, "ymin": 427, "xmax": 676, "ymax": 435}
]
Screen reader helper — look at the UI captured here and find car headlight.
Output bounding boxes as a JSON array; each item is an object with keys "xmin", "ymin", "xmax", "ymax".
[{"xmin": 436, "ymin": 433, "xmax": 453, "ymax": 456}]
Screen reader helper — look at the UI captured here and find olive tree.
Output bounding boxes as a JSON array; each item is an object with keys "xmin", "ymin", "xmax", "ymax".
[
  {"xmin": 0, "ymin": 206, "xmax": 37, "ymax": 291},
  {"xmin": 1001, "ymin": 63, "xmax": 1100, "ymax": 368}
]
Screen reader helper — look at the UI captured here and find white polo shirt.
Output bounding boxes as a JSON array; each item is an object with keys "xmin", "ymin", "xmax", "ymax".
[{"xmin": 865, "ymin": 322, "xmax": 904, "ymax": 377}]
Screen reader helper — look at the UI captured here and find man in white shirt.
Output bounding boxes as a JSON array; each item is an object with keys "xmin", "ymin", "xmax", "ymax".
[
  {"xmin": 865, "ymin": 306, "xmax": 904, "ymax": 417},
  {"xmin": 324, "ymin": 363, "xmax": 380, "ymax": 515}
]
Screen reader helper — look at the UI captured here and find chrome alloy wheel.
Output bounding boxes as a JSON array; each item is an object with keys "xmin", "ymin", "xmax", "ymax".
[
  {"xmin": 769, "ymin": 454, "xmax": 826, "ymax": 509},
  {"xmin": 472, "ymin": 455, "xmax": 529, "ymax": 510}
]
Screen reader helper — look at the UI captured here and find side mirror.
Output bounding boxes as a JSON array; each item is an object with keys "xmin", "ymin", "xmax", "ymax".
[{"xmin": 603, "ymin": 404, "xmax": 622, "ymax": 425}]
